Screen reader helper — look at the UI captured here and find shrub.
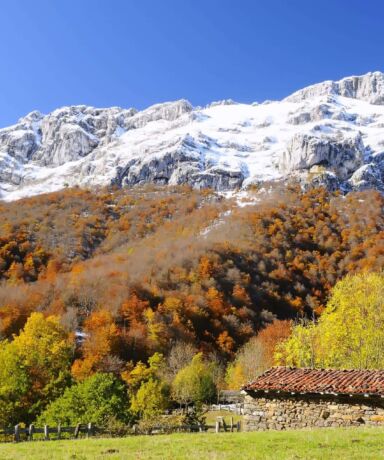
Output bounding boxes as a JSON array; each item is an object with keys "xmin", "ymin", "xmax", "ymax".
[
  {"xmin": 37, "ymin": 373, "xmax": 131, "ymax": 426},
  {"xmin": 172, "ymin": 353, "xmax": 217, "ymax": 408}
]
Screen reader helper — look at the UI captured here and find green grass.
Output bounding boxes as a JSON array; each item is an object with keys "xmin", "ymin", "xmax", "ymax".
[
  {"xmin": 204, "ymin": 410, "xmax": 243, "ymax": 427},
  {"xmin": 1, "ymin": 427, "xmax": 384, "ymax": 460}
]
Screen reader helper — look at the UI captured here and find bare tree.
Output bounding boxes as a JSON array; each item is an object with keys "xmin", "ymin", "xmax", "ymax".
[{"xmin": 166, "ymin": 341, "xmax": 197, "ymax": 382}]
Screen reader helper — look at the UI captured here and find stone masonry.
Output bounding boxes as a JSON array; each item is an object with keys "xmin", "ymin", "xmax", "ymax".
[{"xmin": 243, "ymin": 393, "xmax": 384, "ymax": 431}]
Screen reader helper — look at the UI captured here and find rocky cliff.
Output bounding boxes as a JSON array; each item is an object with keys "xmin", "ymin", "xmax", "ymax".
[{"xmin": 1, "ymin": 72, "xmax": 384, "ymax": 201}]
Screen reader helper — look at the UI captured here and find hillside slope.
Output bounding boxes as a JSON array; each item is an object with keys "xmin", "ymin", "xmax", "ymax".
[{"xmin": 1, "ymin": 185, "xmax": 383, "ymax": 360}]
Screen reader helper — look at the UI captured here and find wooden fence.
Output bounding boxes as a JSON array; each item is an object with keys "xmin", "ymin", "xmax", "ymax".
[
  {"xmin": 0, "ymin": 423, "xmax": 93, "ymax": 443},
  {"xmin": 209, "ymin": 403, "xmax": 244, "ymax": 414},
  {"xmin": 214, "ymin": 417, "xmax": 241, "ymax": 433},
  {"xmin": 0, "ymin": 418, "xmax": 241, "ymax": 443},
  {"xmin": 133, "ymin": 419, "xmax": 241, "ymax": 435}
]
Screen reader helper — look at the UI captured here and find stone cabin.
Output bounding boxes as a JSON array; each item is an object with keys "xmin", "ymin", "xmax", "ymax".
[{"xmin": 242, "ymin": 367, "xmax": 384, "ymax": 431}]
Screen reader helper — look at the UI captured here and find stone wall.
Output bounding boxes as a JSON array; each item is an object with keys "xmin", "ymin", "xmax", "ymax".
[{"xmin": 243, "ymin": 392, "xmax": 384, "ymax": 431}]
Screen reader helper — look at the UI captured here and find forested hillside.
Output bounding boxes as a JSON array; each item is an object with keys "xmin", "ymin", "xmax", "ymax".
[
  {"xmin": 1, "ymin": 185, "xmax": 383, "ymax": 358},
  {"xmin": 1, "ymin": 184, "xmax": 384, "ymax": 426}
]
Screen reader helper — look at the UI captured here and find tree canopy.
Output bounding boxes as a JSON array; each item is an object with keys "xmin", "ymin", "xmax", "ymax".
[
  {"xmin": 1, "ymin": 184, "xmax": 384, "ymax": 425},
  {"xmin": 37, "ymin": 373, "xmax": 130, "ymax": 426},
  {"xmin": 276, "ymin": 272, "xmax": 384, "ymax": 369},
  {"xmin": 172, "ymin": 353, "xmax": 217, "ymax": 407},
  {"xmin": 0, "ymin": 312, "xmax": 73, "ymax": 424}
]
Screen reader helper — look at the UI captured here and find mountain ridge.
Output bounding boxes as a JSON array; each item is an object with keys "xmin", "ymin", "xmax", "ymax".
[{"xmin": 1, "ymin": 71, "xmax": 384, "ymax": 201}]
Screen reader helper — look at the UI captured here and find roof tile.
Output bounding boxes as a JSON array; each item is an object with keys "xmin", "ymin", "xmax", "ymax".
[{"xmin": 243, "ymin": 367, "xmax": 384, "ymax": 396}]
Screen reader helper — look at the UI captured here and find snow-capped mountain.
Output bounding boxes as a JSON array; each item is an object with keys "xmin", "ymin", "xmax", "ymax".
[{"xmin": 1, "ymin": 71, "xmax": 384, "ymax": 201}]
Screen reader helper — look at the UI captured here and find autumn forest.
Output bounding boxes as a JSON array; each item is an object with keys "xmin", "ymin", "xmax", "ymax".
[{"xmin": 1, "ymin": 184, "xmax": 384, "ymax": 427}]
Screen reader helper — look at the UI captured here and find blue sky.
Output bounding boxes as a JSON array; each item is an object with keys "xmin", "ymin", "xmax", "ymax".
[{"xmin": 0, "ymin": 0, "xmax": 383, "ymax": 126}]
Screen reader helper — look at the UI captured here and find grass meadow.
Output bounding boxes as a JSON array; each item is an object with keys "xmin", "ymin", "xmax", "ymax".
[{"xmin": 0, "ymin": 427, "xmax": 383, "ymax": 460}]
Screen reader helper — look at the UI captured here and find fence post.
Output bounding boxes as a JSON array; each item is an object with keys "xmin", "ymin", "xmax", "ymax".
[
  {"xmin": 215, "ymin": 421, "xmax": 220, "ymax": 433},
  {"xmin": 87, "ymin": 423, "xmax": 92, "ymax": 438},
  {"xmin": 236, "ymin": 421, "xmax": 241, "ymax": 432},
  {"xmin": 230, "ymin": 417, "xmax": 234, "ymax": 432},
  {"xmin": 14, "ymin": 424, "xmax": 20, "ymax": 442},
  {"xmin": 44, "ymin": 425, "xmax": 49, "ymax": 440},
  {"xmin": 57, "ymin": 423, "xmax": 61, "ymax": 440},
  {"xmin": 74, "ymin": 423, "xmax": 81, "ymax": 438},
  {"xmin": 28, "ymin": 424, "xmax": 34, "ymax": 441}
]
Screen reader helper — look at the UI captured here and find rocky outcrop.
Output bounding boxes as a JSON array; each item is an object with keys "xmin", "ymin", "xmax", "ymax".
[
  {"xmin": 280, "ymin": 134, "xmax": 364, "ymax": 180},
  {"xmin": 31, "ymin": 106, "xmax": 139, "ymax": 166},
  {"xmin": 0, "ymin": 101, "xmax": 192, "ymax": 169},
  {"xmin": 112, "ymin": 134, "xmax": 245, "ymax": 191},
  {"xmin": 124, "ymin": 100, "xmax": 192, "ymax": 130},
  {"xmin": 285, "ymin": 71, "xmax": 384, "ymax": 105},
  {"xmin": 349, "ymin": 163, "xmax": 384, "ymax": 190},
  {"xmin": 288, "ymin": 104, "xmax": 333, "ymax": 125},
  {"xmin": 301, "ymin": 171, "xmax": 341, "ymax": 192},
  {"xmin": 206, "ymin": 99, "xmax": 239, "ymax": 108},
  {"xmin": 0, "ymin": 106, "xmax": 137, "ymax": 168},
  {"xmin": 0, "ymin": 129, "xmax": 39, "ymax": 163},
  {"xmin": 189, "ymin": 168, "xmax": 244, "ymax": 190}
]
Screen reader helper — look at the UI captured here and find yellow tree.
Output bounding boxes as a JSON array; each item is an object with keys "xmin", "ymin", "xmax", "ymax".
[
  {"xmin": 225, "ymin": 361, "xmax": 246, "ymax": 390},
  {"xmin": 11, "ymin": 312, "xmax": 74, "ymax": 420},
  {"xmin": 122, "ymin": 352, "xmax": 169, "ymax": 419},
  {"xmin": 318, "ymin": 272, "xmax": 384, "ymax": 369},
  {"xmin": 276, "ymin": 273, "xmax": 384, "ymax": 369},
  {"xmin": 275, "ymin": 320, "xmax": 319, "ymax": 368}
]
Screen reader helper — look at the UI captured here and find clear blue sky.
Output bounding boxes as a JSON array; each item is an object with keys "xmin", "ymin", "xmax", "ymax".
[{"xmin": 1, "ymin": 0, "xmax": 383, "ymax": 126}]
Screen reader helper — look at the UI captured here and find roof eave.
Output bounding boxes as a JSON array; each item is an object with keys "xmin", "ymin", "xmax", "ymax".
[{"xmin": 243, "ymin": 388, "xmax": 384, "ymax": 398}]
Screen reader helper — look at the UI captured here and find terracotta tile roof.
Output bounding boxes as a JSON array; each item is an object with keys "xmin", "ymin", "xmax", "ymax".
[{"xmin": 243, "ymin": 367, "xmax": 384, "ymax": 396}]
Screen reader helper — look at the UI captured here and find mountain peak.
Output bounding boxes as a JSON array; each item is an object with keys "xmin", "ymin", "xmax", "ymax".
[{"xmin": 285, "ymin": 71, "xmax": 384, "ymax": 105}]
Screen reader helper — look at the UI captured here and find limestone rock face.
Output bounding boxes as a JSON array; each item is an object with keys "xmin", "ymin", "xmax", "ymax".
[
  {"xmin": 285, "ymin": 71, "xmax": 384, "ymax": 105},
  {"xmin": 281, "ymin": 134, "xmax": 364, "ymax": 180},
  {"xmin": 301, "ymin": 171, "xmax": 341, "ymax": 192},
  {"xmin": 349, "ymin": 163, "xmax": 384, "ymax": 190},
  {"xmin": 31, "ymin": 106, "xmax": 138, "ymax": 166},
  {"xmin": 124, "ymin": 100, "xmax": 193, "ymax": 130},
  {"xmin": 288, "ymin": 103, "xmax": 333, "ymax": 125},
  {"xmin": 112, "ymin": 134, "xmax": 245, "ymax": 191},
  {"xmin": 1, "ymin": 72, "xmax": 384, "ymax": 201},
  {"xmin": 0, "ymin": 129, "xmax": 39, "ymax": 163}
]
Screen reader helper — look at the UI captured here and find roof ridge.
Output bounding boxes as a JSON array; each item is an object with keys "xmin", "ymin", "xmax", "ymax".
[{"xmin": 271, "ymin": 366, "xmax": 383, "ymax": 372}]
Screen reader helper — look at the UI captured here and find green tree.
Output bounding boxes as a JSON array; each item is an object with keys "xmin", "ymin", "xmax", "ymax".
[
  {"xmin": 276, "ymin": 273, "xmax": 384, "ymax": 369},
  {"xmin": 122, "ymin": 352, "xmax": 165, "ymax": 392},
  {"xmin": 0, "ymin": 341, "xmax": 30, "ymax": 426},
  {"xmin": 37, "ymin": 373, "xmax": 130, "ymax": 426},
  {"xmin": 172, "ymin": 353, "xmax": 216, "ymax": 408},
  {"xmin": 122, "ymin": 352, "xmax": 170, "ymax": 419},
  {"xmin": 130, "ymin": 378, "xmax": 169, "ymax": 419}
]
